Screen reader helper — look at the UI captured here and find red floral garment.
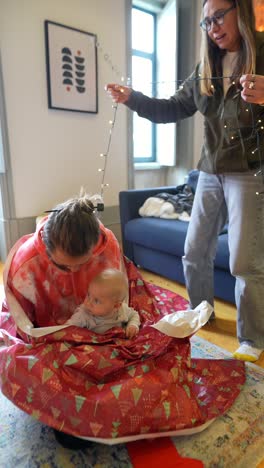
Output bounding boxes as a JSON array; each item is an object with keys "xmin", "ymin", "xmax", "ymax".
[
  {"xmin": 4, "ymin": 217, "xmax": 122, "ymax": 328},
  {"xmin": 0, "ymin": 257, "xmax": 245, "ymax": 442}
]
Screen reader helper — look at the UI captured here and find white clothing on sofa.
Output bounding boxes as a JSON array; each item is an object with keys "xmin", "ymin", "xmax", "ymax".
[{"xmin": 139, "ymin": 197, "xmax": 190, "ymax": 220}]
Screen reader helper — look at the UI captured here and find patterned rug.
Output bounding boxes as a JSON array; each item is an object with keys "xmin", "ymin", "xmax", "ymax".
[{"xmin": 0, "ymin": 335, "xmax": 263, "ymax": 468}]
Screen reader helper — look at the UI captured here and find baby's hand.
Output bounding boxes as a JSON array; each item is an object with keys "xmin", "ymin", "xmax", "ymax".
[{"xmin": 126, "ymin": 325, "xmax": 139, "ymax": 339}]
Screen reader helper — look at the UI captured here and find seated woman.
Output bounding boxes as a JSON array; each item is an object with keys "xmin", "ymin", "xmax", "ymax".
[
  {"xmin": 3, "ymin": 193, "xmax": 121, "ymax": 330},
  {"xmin": 0, "ymin": 192, "xmax": 245, "ymax": 449},
  {"xmin": 1, "ymin": 193, "xmax": 122, "ymax": 448}
]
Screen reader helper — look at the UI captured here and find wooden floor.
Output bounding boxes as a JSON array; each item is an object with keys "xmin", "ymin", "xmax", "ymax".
[{"xmin": 0, "ymin": 262, "xmax": 263, "ymax": 369}]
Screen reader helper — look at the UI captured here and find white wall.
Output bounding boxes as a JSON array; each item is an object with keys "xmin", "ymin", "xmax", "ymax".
[{"xmin": 0, "ymin": 0, "xmax": 129, "ymax": 218}]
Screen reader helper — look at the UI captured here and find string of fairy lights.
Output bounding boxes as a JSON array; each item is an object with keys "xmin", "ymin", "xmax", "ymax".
[
  {"xmin": 98, "ymin": 103, "xmax": 118, "ymax": 200},
  {"xmin": 96, "ymin": 42, "xmax": 264, "ymax": 205}
]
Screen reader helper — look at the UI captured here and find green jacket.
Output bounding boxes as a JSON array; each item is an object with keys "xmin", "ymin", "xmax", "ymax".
[{"xmin": 126, "ymin": 32, "xmax": 264, "ymax": 174}]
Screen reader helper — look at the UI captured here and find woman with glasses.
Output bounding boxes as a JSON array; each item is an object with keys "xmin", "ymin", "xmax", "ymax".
[
  {"xmin": 2, "ymin": 194, "xmax": 122, "ymax": 328},
  {"xmin": 107, "ymin": 0, "xmax": 264, "ymax": 362},
  {"xmin": 0, "ymin": 194, "xmax": 122, "ymax": 449}
]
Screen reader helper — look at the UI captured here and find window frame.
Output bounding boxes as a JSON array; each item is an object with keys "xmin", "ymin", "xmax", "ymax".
[{"xmin": 132, "ymin": 6, "xmax": 157, "ymax": 164}]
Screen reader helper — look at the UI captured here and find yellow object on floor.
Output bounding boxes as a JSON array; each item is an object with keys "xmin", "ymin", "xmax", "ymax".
[
  {"xmin": 233, "ymin": 352, "xmax": 258, "ymax": 362},
  {"xmin": 233, "ymin": 343, "xmax": 263, "ymax": 362}
]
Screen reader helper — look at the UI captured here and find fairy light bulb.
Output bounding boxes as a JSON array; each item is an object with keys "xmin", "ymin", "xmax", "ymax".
[{"xmin": 98, "ymin": 168, "xmax": 104, "ymax": 172}]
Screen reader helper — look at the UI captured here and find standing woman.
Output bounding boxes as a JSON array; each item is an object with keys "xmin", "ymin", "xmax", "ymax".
[{"xmin": 107, "ymin": 0, "xmax": 264, "ymax": 362}]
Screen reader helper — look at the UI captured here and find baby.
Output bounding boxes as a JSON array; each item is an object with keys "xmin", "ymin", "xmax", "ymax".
[{"xmin": 66, "ymin": 268, "xmax": 140, "ymax": 338}]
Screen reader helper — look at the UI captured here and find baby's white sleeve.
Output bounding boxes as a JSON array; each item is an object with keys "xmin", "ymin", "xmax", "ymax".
[
  {"xmin": 67, "ymin": 306, "xmax": 96, "ymax": 329},
  {"xmin": 126, "ymin": 306, "xmax": 141, "ymax": 329}
]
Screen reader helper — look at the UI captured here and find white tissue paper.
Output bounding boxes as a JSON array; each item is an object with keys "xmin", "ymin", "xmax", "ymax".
[{"xmin": 151, "ymin": 300, "xmax": 214, "ymax": 338}]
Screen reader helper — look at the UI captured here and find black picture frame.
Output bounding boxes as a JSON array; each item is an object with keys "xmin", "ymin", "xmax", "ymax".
[{"xmin": 44, "ymin": 20, "xmax": 98, "ymax": 113}]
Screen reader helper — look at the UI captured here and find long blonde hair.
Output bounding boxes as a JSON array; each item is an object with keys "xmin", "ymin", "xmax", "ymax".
[{"xmin": 200, "ymin": 0, "xmax": 256, "ymax": 96}]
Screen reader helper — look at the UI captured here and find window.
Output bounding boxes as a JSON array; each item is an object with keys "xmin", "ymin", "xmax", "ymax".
[{"xmin": 132, "ymin": 7, "xmax": 157, "ymax": 163}]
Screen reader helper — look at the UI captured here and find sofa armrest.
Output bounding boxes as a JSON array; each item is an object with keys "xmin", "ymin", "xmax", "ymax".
[
  {"xmin": 119, "ymin": 186, "xmax": 177, "ymax": 260},
  {"xmin": 187, "ymin": 169, "xmax": 200, "ymax": 192}
]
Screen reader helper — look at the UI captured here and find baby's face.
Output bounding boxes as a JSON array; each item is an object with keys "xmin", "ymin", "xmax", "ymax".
[{"xmin": 83, "ymin": 282, "xmax": 118, "ymax": 317}]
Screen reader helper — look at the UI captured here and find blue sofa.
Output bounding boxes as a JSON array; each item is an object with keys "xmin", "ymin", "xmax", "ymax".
[{"xmin": 119, "ymin": 170, "xmax": 235, "ymax": 304}]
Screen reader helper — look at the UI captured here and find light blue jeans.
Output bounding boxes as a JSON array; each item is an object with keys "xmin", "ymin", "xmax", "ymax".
[{"xmin": 182, "ymin": 171, "xmax": 264, "ymax": 348}]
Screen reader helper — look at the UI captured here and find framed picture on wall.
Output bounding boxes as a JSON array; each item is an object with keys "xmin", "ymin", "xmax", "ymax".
[{"xmin": 44, "ymin": 20, "xmax": 98, "ymax": 113}]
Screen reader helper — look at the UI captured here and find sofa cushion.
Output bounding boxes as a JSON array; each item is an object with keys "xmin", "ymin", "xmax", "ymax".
[
  {"xmin": 125, "ymin": 218, "xmax": 230, "ymax": 271},
  {"xmin": 125, "ymin": 218, "xmax": 189, "ymax": 257},
  {"xmin": 187, "ymin": 169, "xmax": 200, "ymax": 192},
  {"xmin": 214, "ymin": 233, "xmax": 230, "ymax": 270}
]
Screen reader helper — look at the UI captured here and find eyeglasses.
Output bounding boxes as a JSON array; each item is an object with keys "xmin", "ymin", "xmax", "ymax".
[
  {"xmin": 200, "ymin": 5, "xmax": 236, "ymax": 32},
  {"xmin": 46, "ymin": 250, "xmax": 92, "ymax": 272},
  {"xmin": 49, "ymin": 259, "xmax": 72, "ymax": 271}
]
